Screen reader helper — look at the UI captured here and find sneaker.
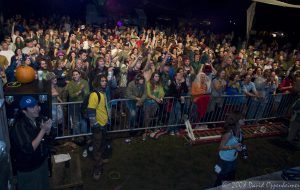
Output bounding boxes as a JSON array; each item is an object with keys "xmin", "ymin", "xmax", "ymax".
[
  {"xmin": 88, "ymin": 146, "xmax": 94, "ymax": 152},
  {"xmin": 149, "ymin": 130, "xmax": 160, "ymax": 138},
  {"xmin": 195, "ymin": 125, "xmax": 208, "ymax": 130},
  {"xmin": 102, "ymin": 158, "xmax": 110, "ymax": 163},
  {"xmin": 142, "ymin": 133, "xmax": 147, "ymax": 141},
  {"xmin": 259, "ymin": 126, "xmax": 267, "ymax": 133},
  {"xmin": 170, "ymin": 131, "xmax": 175, "ymax": 136},
  {"xmin": 93, "ymin": 168, "xmax": 102, "ymax": 180},
  {"xmin": 194, "ymin": 124, "xmax": 201, "ymax": 129},
  {"xmin": 82, "ymin": 149, "xmax": 88, "ymax": 158},
  {"xmin": 125, "ymin": 138, "xmax": 131, "ymax": 143}
]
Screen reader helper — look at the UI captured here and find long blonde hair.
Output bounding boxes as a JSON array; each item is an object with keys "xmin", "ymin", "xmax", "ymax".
[{"xmin": 194, "ymin": 72, "xmax": 208, "ymax": 84}]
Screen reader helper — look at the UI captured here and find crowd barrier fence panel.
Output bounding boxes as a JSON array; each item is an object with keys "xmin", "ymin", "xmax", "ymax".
[{"xmin": 52, "ymin": 93, "xmax": 297, "ymax": 139}]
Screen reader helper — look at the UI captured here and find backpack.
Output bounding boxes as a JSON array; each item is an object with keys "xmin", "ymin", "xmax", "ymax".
[{"xmin": 81, "ymin": 91, "xmax": 101, "ymax": 119}]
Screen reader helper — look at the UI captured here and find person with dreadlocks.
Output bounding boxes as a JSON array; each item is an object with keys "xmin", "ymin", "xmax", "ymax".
[{"xmin": 87, "ymin": 74, "xmax": 111, "ymax": 180}]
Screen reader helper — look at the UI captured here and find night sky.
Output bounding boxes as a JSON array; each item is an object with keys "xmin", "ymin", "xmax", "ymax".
[{"xmin": 1, "ymin": 0, "xmax": 300, "ymax": 33}]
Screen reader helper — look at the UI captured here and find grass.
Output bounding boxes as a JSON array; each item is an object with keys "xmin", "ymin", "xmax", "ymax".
[{"xmin": 56, "ymin": 134, "xmax": 300, "ymax": 190}]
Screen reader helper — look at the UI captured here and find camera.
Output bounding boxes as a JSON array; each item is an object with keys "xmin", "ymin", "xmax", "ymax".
[{"xmin": 240, "ymin": 144, "xmax": 248, "ymax": 159}]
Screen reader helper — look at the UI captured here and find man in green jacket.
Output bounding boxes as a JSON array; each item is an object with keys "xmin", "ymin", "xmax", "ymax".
[{"xmin": 65, "ymin": 69, "xmax": 89, "ymax": 134}]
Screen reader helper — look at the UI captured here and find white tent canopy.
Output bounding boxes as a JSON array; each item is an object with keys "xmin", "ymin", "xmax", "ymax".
[
  {"xmin": 247, "ymin": 0, "xmax": 300, "ymax": 40},
  {"xmin": 253, "ymin": 0, "xmax": 300, "ymax": 8}
]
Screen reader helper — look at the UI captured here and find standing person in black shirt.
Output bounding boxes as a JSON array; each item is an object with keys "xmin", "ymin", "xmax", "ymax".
[
  {"xmin": 166, "ymin": 71, "xmax": 188, "ymax": 135},
  {"xmin": 10, "ymin": 96, "xmax": 52, "ymax": 190}
]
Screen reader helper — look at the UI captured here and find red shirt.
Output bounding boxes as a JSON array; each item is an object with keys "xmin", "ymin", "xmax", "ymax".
[{"xmin": 279, "ymin": 78, "xmax": 294, "ymax": 93}]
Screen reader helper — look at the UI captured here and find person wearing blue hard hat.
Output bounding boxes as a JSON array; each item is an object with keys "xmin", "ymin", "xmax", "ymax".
[{"xmin": 9, "ymin": 96, "xmax": 53, "ymax": 190}]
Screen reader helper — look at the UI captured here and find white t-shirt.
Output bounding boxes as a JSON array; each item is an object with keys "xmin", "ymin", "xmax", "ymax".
[
  {"xmin": 22, "ymin": 47, "xmax": 34, "ymax": 55},
  {"xmin": 12, "ymin": 34, "xmax": 24, "ymax": 44},
  {"xmin": 8, "ymin": 43, "xmax": 16, "ymax": 52},
  {"xmin": 0, "ymin": 50, "xmax": 15, "ymax": 65},
  {"xmin": 263, "ymin": 65, "xmax": 272, "ymax": 71},
  {"xmin": 82, "ymin": 41, "xmax": 89, "ymax": 50},
  {"xmin": 111, "ymin": 48, "xmax": 122, "ymax": 58}
]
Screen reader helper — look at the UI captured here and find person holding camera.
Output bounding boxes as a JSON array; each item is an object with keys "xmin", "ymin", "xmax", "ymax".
[
  {"xmin": 214, "ymin": 112, "xmax": 246, "ymax": 187},
  {"xmin": 9, "ymin": 96, "xmax": 53, "ymax": 190}
]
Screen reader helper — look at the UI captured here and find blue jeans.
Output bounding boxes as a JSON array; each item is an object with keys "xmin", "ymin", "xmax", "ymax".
[
  {"xmin": 168, "ymin": 101, "xmax": 182, "ymax": 132},
  {"xmin": 214, "ymin": 158, "xmax": 237, "ymax": 187},
  {"xmin": 126, "ymin": 100, "xmax": 143, "ymax": 128},
  {"xmin": 246, "ymin": 98, "xmax": 267, "ymax": 120},
  {"xmin": 144, "ymin": 100, "xmax": 159, "ymax": 128},
  {"xmin": 69, "ymin": 104, "xmax": 88, "ymax": 134}
]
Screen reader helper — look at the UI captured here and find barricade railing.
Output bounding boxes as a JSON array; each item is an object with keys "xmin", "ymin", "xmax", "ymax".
[
  {"xmin": 51, "ymin": 93, "xmax": 297, "ymax": 139},
  {"xmin": 52, "ymin": 101, "xmax": 92, "ymax": 139}
]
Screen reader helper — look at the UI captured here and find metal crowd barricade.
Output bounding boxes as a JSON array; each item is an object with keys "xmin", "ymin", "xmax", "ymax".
[
  {"xmin": 52, "ymin": 101, "xmax": 92, "ymax": 139},
  {"xmin": 52, "ymin": 93, "xmax": 297, "ymax": 139}
]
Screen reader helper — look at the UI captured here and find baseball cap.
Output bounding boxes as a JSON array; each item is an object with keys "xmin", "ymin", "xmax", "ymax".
[
  {"xmin": 57, "ymin": 50, "xmax": 65, "ymax": 56},
  {"xmin": 45, "ymin": 72, "xmax": 57, "ymax": 81},
  {"xmin": 24, "ymin": 38, "xmax": 33, "ymax": 44},
  {"xmin": 19, "ymin": 96, "xmax": 38, "ymax": 109}
]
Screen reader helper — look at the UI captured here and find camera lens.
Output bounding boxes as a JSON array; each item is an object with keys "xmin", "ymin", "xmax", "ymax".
[{"xmin": 240, "ymin": 144, "xmax": 248, "ymax": 159}]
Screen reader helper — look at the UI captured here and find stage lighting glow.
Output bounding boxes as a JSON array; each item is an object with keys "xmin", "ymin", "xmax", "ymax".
[{"xmin": 117, "ymin": 20, "xmax": 123, "ymax": 27}]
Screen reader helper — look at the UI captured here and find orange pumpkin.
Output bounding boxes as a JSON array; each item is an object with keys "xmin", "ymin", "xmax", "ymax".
[{"xmin": 15, "ymin": 65, "xmax": 36, "ymax": 83}]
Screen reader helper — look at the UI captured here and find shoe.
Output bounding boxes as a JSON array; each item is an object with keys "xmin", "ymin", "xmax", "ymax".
[
  {"xmin": 142, "ymin": 133, "xmax": 147, "ymax": 141},
  {"xmin": 125, "ymin": 138, "xmax": 131, "ymax": 143},
  {"xmin": 88, "ymin": 146, "xmax": 94, "ymax": 152},
  {"xmin": 149, "ymin": 130, "xmax": 160, "ymax": 138},
  {"xmin": 82, "ymin": 149, "xmax": 88, "ymax": 158},
  {"xmin": 194, "ymin": 125, "xmax": 208, "ymax": 130},
  {"xmin": 93, "ymin": 168, "xmax": 102, "ymax": 180},
  {"xmin": 102, "ymin": 158, "xmax": 110, "ymax": 164},
  {"xmin": 170, "ymin": 131, "xmax": 175, "ymax": 136},
  {"xmin": 259, "ymin": 126, "xmax": 267, "ymax": 133}
]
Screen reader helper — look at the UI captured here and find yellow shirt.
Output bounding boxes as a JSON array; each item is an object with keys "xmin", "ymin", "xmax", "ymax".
[{"xmin": 88, "ymin": 92, "xmax": 108, "ymax": 126}]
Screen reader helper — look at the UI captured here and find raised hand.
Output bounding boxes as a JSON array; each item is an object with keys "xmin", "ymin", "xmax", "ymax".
[{"xmin": 41, "ymin": 119, "xmax": 52, "ymax": 133}]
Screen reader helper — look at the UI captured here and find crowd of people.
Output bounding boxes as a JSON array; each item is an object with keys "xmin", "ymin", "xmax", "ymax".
[
  {"xmin": 1, "ymin": 16, "xmax": 300, "ymax": 130},
  {"xmin": 1, "ymin": 15, "xmax": 300, "ymax": 189}
]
